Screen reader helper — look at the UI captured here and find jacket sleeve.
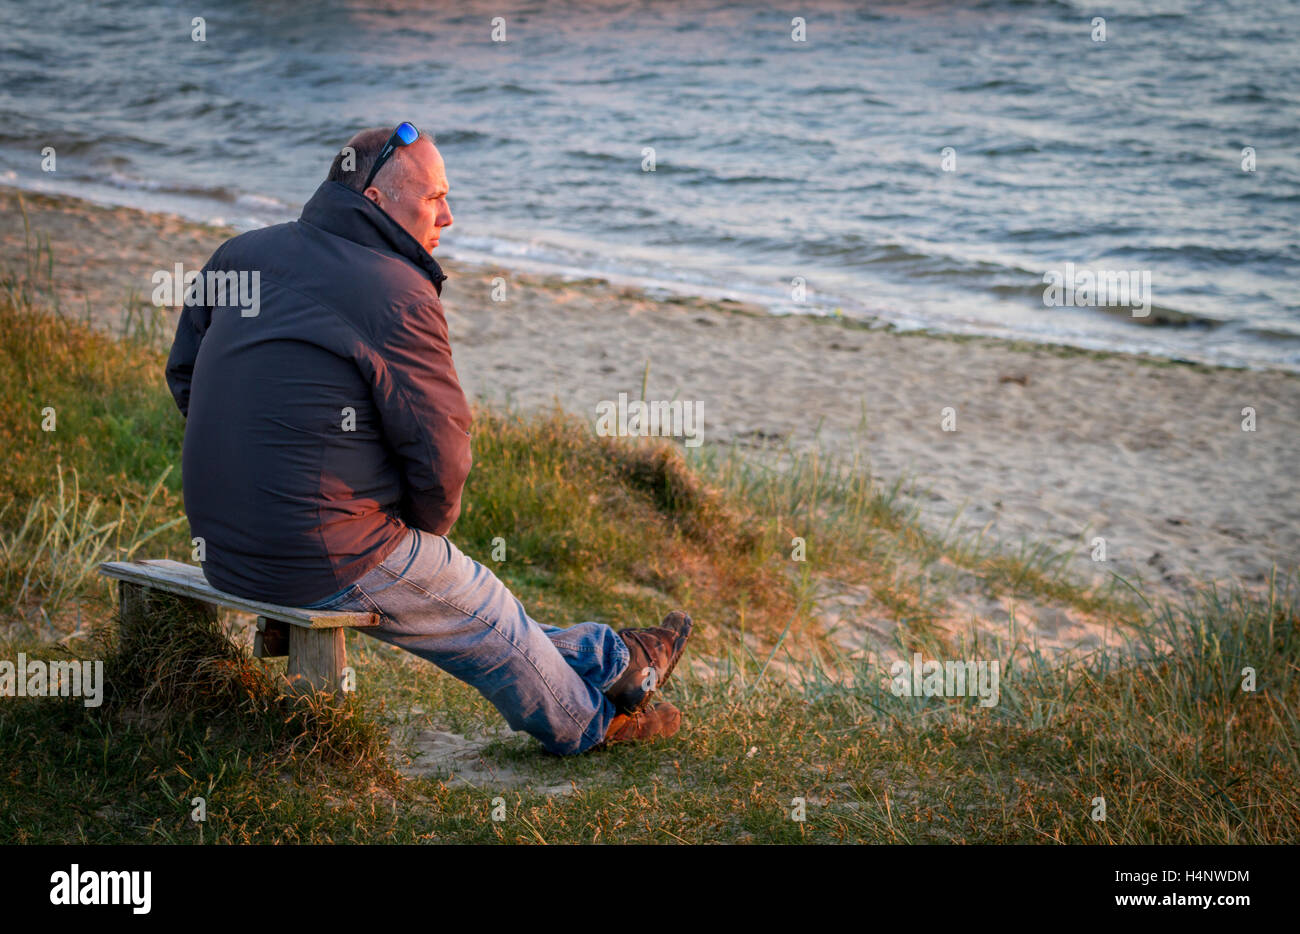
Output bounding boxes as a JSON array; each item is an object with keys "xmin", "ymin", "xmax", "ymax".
[
  {"xmin": 369, "ymin": 299, "xmax": 473, "ymax": 536},
  {"xmin": 164, "ymin": 257, "xmax": 218, "ymax": 419}
]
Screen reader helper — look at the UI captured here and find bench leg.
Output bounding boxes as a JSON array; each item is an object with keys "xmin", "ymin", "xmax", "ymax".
[
  {"xmin": 253, "ymin": 618, "xmax": 290, "ymax": 658},
  {"xmin": 118, "ymin": 580, "xmax": 218, "ymax": 644},
  {"xmin": 118, "ymin": 580, "xmax": 149, "ymax": 642},
  {"xmin": 286, "ymin": 628, "xmax": 347, "ymax": 697}
]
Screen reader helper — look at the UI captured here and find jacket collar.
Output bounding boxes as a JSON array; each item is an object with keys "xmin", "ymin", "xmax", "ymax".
[{"xmin": 298, "ymin": 180, "xmax": 447, "ymax": 295}]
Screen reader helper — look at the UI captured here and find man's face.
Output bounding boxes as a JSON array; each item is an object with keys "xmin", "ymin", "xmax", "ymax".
[{"xmin": 365, "ymin": 137, "xmax": 453, "ymax": 254}]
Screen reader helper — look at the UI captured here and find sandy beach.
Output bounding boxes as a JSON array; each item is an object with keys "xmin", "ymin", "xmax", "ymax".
[{"xmin": 4, "ymin": 184, "xmax": 1298, "ymax": 634}]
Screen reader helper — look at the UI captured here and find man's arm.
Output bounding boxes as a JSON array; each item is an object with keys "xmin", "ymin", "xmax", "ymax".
[
  {"xmin": 369, "ymin": 299, "xmax": 473, "ymax": 536},
  {"xmin": 164, "ymin": 261, "xmax": 217, "ymax": 419}
]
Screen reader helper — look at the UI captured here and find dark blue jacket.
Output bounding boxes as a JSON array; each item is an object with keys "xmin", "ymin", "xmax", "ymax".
[{"xmin": 165, "ymin": 180, "xmax": 472, "ymax": 605}]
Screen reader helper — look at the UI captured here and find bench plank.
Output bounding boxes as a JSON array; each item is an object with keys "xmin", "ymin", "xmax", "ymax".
[{"xmin": 98, "ymin": 559, "xmax": 379, "ymax": 629}]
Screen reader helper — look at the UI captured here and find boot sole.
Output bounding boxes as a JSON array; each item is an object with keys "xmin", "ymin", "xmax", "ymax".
[{"xmin": 597, "ymin": 704, "xmax": 683, "ymax": 749}]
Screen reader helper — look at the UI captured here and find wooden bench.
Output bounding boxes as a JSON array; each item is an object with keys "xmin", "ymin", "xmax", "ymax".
[{"xmin": 98, "ymin": 559, "xmax": 380, "ymax": 696}]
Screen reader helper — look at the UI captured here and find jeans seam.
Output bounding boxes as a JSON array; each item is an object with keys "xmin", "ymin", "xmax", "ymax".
[
  {"xmin": 375, "ymin": 551, "xmax": 454, "ymax": 594},
  {"xmin": 551, "ymin": 641, "xmax": 597, "ymax": 654},
  {"xmin": 376, "ymin": 567, "xmax": 602, "ymax": 746}
]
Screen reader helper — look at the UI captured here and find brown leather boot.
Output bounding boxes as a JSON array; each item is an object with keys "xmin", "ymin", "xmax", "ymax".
[
  {"xmin": 603, "ymin": 611, "xmax": 693, "ymax": 715},
  {"xmin": 600, "ymin": 701, "xmax": 682, "ymax": 747}
]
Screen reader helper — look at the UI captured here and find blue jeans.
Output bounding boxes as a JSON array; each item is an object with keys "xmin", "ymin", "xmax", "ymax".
[{"xmin": 303, "ymin": 527, "xmax": 629, "ymax": 755}]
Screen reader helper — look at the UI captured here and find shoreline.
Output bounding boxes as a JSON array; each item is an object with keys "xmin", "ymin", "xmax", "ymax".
[
  {"xmin": 4, "ymin": 184, "xmax": 1298, "ymax": 620},
  {"xmin": 5, "ymin": 178, "xmax": 1293, "ymax": 375}
]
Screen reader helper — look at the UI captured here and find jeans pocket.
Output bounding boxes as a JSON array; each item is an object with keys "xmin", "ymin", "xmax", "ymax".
[{"xmin": 305, "ymin": 583, "xmax": 363, "ymax": 611}]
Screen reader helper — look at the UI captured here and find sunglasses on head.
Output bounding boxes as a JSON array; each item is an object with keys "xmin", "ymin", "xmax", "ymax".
[{"xmin": 360, "ymin": 121, "xmax": 420, "ymax": 192}]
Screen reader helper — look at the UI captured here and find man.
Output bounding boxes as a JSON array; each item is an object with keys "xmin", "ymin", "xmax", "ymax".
[{"xmin": 164, "ymin": 123, "xmax": 691, "ymax": 754}]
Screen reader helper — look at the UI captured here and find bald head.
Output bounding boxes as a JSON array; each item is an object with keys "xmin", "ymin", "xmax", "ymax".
[
  {"xmin": 329, "ymin": 126, "xmax": 432, "ymax": 200},
  {"xmin": 327, "ymin": 125, "xmax": 453, "ymax": 254}
]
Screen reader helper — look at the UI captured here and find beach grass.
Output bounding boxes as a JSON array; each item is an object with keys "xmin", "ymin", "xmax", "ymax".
[{"xmin": 1, "ymin": 235, "xmax": 1296, "ymax": 844}]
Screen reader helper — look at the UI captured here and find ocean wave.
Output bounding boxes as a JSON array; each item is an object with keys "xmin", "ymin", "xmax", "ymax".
[
  {"xmin": 1103, "ymin": 244, "xmax": 1297, "ymax": 267},
  {"xmin": 100, "ymin": 171, "xmax": 239, "ymax": 203},
  {"xmin": 459, "ymin": 82, "xmax": 546, "ymax": 96}
]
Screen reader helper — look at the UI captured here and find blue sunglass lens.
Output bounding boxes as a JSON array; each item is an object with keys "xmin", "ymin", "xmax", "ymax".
[{"xmin": 396, "ymin": 122, "xmax": 418, "ymax": 144}]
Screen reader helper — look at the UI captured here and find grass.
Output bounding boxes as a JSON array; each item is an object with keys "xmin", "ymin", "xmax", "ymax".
[{"xmin": 0, "ymin": 218, "xmax": 1296, "ymax": 844}]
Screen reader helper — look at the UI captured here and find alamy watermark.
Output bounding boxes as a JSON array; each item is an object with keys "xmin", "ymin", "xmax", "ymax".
[
  {"xmin": 0, "ymin": 654, "xmax": 104, "ymax": 707},
  {"xmin": 1043, "ymin": 262, "xmax": 1151, "ymax": 317},
  {"xmin": 889, "ymin": 652, "xmax": 1000, "ymax": 707},
  {"xmin": 50, "ymin": 864, "xmax": 150, "ymax": 914},
  {"xmin": 595, "ymin": 392, "xmax": 703, "ymax": 448},
  {"xmin": 152, "ymin": 262, "xmax": 261, "ymax": 317}
]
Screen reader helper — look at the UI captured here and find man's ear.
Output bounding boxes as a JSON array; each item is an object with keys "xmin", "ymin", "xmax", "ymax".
[{"xmin": 363, "ymin": 186, "xmax": 382, "ymax": 205}]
